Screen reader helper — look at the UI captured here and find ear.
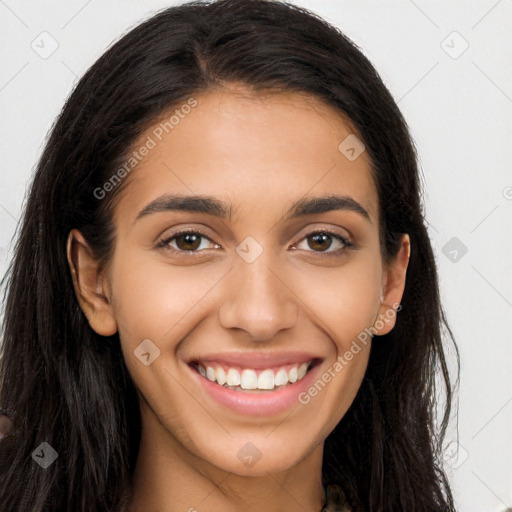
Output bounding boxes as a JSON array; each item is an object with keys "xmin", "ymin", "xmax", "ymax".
[
  {"xmin": 372, "ymin": 234, "xmax": 410, "ymax": 336},
  {"xmin": 66, "ymin": 229, "xmax": 118, "ymax": 336}
]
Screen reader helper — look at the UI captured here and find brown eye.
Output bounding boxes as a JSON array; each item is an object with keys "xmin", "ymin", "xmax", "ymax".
[
  {"xmin": 307, "ymin": 233, "xmax": 334, "ymax": 252},
  {"xmin": 174, "ymin": 233, "xmax": 202, "ymax": 251},
  {"xmin": 294, "ymin": 230, "xmax": 355, "ymax": 256},
  {"xmin": 158, "ymin": 230, "xmax": 218, "ymax": 254}
]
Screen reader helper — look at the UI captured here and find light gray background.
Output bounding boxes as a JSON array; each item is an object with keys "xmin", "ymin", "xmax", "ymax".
[{"xmin": 1, "ymin": 1, "xmax": 511, "ymax": 511}]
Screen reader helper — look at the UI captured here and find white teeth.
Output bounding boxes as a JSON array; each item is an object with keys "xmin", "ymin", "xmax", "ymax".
[
  {"xmin": 274, "ymin": 368, "xmax": 288, "ymax": 386},
  {"xmin": 257, "ymin": 369, "xmax": 275, "ymax": 390},
  {"xmin": 226, "ymin": 368, "xmax": 240, "ymax": 386},
  {"xmin": 240, "ymin": 369, "xmax": 258, "ymax": 390},
  {"xmin": 216, "ymin": 366, "xmax": 227, "ymax": 386},
  {"xmin": 298, "ymin": 362, "xmax": 309, "ymax": 380},
  {"xmin": 196, "ymin": 361, "xmax": 314, "ymax": 391},
  {"xmin": 206, "ymin": 366, "xmax": 216, "ymax": 382}
]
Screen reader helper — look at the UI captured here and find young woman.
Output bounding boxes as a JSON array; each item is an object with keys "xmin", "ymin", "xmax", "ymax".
[{"xmin": 0, "ymin": 0, "xmax": 459, "ymax": 510}]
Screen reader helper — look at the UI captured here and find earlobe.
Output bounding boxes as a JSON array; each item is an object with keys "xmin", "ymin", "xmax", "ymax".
[
  {"xmin": 372, "ymin": 234, "xmax": 410, "ymax": 336},
  {"xmin": 66, "ymin": 229, "xmax": 118, "ymax": 337}
]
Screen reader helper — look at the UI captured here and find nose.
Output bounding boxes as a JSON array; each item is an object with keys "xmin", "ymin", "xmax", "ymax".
[{"xmin": 218, "ymin": 250, "xmax": 299, "ymax": 342}]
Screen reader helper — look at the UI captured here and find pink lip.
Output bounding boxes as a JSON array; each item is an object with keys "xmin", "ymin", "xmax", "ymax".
[
  {"xmin": 187, "ymin": 350, "xmax": 319, "ymax": 370},
  {"xmin": 187, "ymin": 357, "xmax": 323, "ymax": 417}
]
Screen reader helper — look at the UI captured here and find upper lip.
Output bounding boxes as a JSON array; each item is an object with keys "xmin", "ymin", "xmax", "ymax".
[{"xmin": 187, "ymin": 351, "xmax": 323, "ymax": 370}]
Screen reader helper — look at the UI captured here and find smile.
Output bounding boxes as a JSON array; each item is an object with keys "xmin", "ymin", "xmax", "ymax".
[
  {"xmin": 193, "ymin": 360, "xmax": 314, "ymax": 391},
  {"xmin": 187, "ymin": 353, "xmax": 323, "ymax": 416}
]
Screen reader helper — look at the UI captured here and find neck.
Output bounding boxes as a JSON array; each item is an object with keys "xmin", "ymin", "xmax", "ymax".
[{"xmin": 127, "ymin": 405, "xmax": 326, "ymax": 512}]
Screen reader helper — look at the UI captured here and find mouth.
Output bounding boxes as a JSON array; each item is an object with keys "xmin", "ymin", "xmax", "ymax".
[
  {"xmin": 185, "ymin": 352, "xmax": 324, "ymax": 417},
  {"xmin": 190, "ymin": 358, "xmax": 322, "ymax": 392}
]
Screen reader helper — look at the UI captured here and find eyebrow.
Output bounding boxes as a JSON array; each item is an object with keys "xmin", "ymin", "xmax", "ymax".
[{"xmin": 135, "ymin": 193, "xmax": 371, "ymax": 224}]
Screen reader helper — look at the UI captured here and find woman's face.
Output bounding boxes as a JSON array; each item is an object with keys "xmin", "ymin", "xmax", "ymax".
[{"xmin": 70, "ymin": 85, "xmax": 409, "ymax": 477}]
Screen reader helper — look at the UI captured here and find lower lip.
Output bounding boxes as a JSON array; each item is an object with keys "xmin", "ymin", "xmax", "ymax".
[{"xmin": 187, "ymin": 362, "xmax": 322, "ymax": 417}]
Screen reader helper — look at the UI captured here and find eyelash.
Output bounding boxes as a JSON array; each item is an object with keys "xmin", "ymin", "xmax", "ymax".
[{"xmin": 156, "ymin": 228, "xmax": 356, "ymax": 257}]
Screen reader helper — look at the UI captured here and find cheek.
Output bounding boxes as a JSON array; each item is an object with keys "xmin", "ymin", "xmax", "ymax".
[
  {"xmin": 290, "ymin": 252, "xmax": 382, "ymax": 349},
  {"xmin": 109, "ymin": 246, "xmax": 220, "ymax": 343}
]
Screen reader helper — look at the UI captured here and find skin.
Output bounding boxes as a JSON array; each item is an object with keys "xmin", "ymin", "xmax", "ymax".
[{"xmin": 67, "ymin": 84, "xmax": 410, "ymax": 512}]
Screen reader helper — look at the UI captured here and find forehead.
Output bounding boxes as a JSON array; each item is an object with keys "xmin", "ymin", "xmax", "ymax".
[{"xmin": 113, "ymin": 86, "xmax": 378, "ymax": 227}]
